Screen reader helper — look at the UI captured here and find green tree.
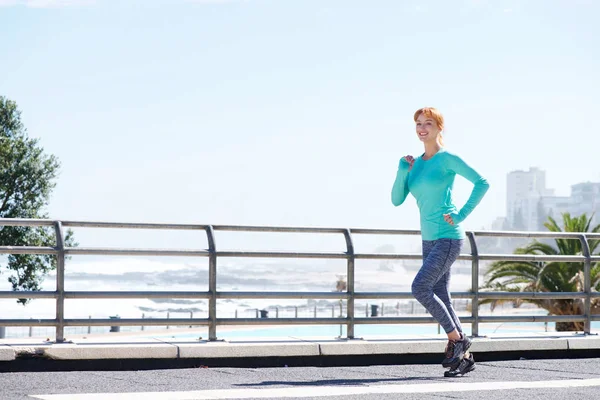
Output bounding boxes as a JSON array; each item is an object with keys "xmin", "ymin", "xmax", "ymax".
[
  {"xmin": 1, "ymin": 96, "xmax": 76, "ymax": 304},
  {"xmin": 481, "ymin": 212, "xmax": 600, "ymax": 331}
]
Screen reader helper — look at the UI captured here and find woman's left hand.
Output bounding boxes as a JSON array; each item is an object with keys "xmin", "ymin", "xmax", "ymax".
[{"xmin": 443, "ymin": 214, "xmax": 454, "ymax": 225}]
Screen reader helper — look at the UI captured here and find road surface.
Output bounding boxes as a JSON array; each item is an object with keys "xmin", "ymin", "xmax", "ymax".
[{"xmin": 1, "ymin": 357, "xmax": 599, "ymax": 399}]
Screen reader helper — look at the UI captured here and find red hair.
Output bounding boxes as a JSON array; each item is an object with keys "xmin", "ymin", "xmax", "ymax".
[{"xmin": 414, "ymin": 107, "xmax": 445, "ymax": 145}]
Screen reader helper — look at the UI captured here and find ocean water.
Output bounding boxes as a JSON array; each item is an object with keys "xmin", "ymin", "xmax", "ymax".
[
  {"xmin": 146, "ymin": 322, "xmax": 586, "ymax": 341},
  {"xmin": 1, "ymin": 256, "xmax": 591, "ymax": 339},
  {"xmin": 1, "ymin": 255, "xmax": 440, "ymax": 320}
]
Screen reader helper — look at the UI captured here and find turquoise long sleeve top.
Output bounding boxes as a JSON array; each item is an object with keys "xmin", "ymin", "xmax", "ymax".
[{"xmin": 391, "ymin": 148, "xmax": 489, "ymax": 241}]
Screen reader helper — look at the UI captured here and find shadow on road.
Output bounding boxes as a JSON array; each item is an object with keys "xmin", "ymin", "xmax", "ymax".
[{"xmin": 234, "ymin": 376, "xmax": 440, "ymax": 387}]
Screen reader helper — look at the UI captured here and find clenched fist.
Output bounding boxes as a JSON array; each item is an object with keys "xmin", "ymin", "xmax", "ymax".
[{"xmin": 402, "ymin": 155, "xmax": 415, "ymax": 171}]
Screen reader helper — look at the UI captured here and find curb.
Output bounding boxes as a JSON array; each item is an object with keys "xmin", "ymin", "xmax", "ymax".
[
  {"xmin": 1, "ymin": 335, "xmax": 599, "ymax": 371},
  {"xmin": 0, "ymin": 345, "xmax": 15, "ymax": 361}
]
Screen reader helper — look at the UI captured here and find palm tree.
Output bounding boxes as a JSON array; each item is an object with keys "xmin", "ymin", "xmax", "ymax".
[{"xmin": 481, "ymin": 212, "xmax": 600, "ymax": 331}]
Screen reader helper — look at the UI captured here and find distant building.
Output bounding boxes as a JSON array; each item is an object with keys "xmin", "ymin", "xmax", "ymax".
[
  {"xmin": 505, "ymin": 168, "xmax": 599, "ymax": 231},
  {"xmin": 506, "ymin": 167, "xmax": 554, "ymax": 231},
  {"xmin": 570, "ymin": 182, "xmax": 600, "ymax": 226},
  {"xmin": 540, "ymin": 195, "xmax": 571, "ymax": 227},
  {"xmin": 491, "ymin": 216, "xmax": 507, "ymax": 230}
]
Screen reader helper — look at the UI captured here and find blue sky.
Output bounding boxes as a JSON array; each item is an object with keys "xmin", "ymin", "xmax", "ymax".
[{"xmin": 1, "ymin": 0, "xmax": 599, "ymax": 250}]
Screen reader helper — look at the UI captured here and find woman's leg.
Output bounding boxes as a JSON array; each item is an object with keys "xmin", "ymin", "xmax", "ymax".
[
  {"xmin": 413, "ymin": 239, "xmax": 471, "ymax": 369},
  {"xmin": 433, "ymin": 270, "xmax": 463, "ymax": 335},
  {"xmin": 411, "ymin": 239, "xmax": 463, "ymax": 334}
]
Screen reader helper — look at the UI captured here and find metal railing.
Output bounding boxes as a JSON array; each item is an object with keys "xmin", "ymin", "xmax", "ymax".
[{"xmin": 1, "ymin": 218, "xmax": 599, "ymax": 343}]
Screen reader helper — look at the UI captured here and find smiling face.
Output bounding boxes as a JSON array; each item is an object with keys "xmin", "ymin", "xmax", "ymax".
[
  {"xmin": 414, "ymin": 107, "xmax": 445, "ymax": 145},
  {"xmin": 415, "ymin": 113, "xmax": 441, "ymax": 143}
]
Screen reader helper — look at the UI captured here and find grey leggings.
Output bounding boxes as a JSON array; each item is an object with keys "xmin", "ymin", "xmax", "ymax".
[{"xmin": 411, "ymin": 239, "xmax": 464, "ymax": 334}]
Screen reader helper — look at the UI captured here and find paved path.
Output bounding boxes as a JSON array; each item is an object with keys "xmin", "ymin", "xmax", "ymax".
[{"xmin": 2, "ymin": 358, "xmax": 600, "ymax": 400}]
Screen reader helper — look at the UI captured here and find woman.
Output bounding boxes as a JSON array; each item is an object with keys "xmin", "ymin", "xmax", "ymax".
[{"xmin": 391, "ymin": 107, "xmax": 489, "ymax": 375}]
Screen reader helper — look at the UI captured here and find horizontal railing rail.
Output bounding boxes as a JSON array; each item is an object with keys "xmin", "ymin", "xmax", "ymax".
[{"xmin": 0, "ymin": 218, "xmax": 599, "ymax": 342}]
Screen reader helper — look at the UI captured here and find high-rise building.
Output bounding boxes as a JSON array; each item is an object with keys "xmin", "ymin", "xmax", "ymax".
[
  {"xmin": 506, "ymin": 167, "xmax": 554, "ymax": 231},
  {"xmin": 506, "ymin": 168, "xmax": 600, "ymax": 231},
  {"xmin": 570, "ymin": 182, "xmax": 600, "ymax": 227}
]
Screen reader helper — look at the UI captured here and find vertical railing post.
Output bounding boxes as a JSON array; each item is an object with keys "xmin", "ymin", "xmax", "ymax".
[
  {"xmin": 580, "ymin": 234, "xmax": 592, "ymax": 335},
  {"xmin": 466, "ymin": 232, "xmax": 479, "ymax": 337},
  {"xmin": 54, "ymin": 221, "xmax": 66, "ymax": 343},
  {"xmin": 206, "ymin": 225, "xmax": 217, "ymax": 341},
  {"xmin": 343, "ymin": 229, "xmax": 355, "ymax": 339}
]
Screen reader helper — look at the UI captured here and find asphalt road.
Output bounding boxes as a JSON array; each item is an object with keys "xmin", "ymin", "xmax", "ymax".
[{"xmin": 1, "ymin": 357, "xmax": 600, "ymax": 400}]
